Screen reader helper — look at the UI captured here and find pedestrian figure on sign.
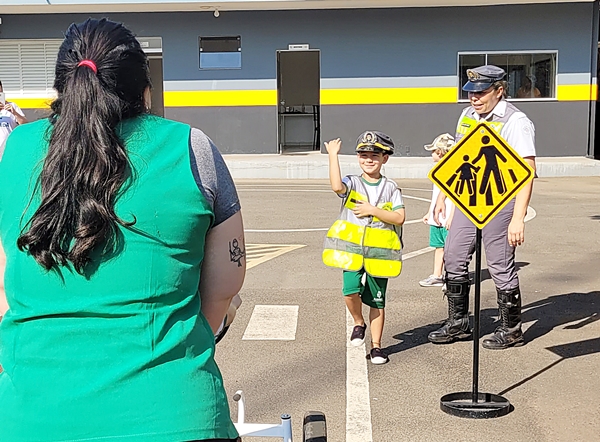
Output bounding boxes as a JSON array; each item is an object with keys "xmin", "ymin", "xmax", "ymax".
[
  {"xmin": 472, "ymin": 135, "xmax": 507, "ymax": 205},
  {"xmin": 446, "ymin": 155, "xmax": 480, "ymax": 206}
]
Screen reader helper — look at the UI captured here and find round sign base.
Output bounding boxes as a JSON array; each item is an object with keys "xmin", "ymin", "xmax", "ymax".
[{"xmin": 440, "ymin": 392, "xmax": 511, "ymax": 419}]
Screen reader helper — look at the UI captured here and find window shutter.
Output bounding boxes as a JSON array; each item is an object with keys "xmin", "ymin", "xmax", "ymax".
[{"xmin": 0, "ymin": 39, "xmax": 61, "ymax": 94}]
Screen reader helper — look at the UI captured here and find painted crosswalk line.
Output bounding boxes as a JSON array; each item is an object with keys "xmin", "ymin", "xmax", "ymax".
[
  {"xmin": 246, "ymin": 244, "xmax": 306, "ymax": 270},
  {"xmin": 242, "ymin": 305, "xmax": 299, "ymax": 340}
]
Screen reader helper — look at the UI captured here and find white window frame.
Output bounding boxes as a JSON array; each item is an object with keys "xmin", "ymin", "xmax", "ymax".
[
  {"xmin": 0, "ymin": 37, "xmax": 162, "ymax": 99},
  {"xmin": 457, "ymin": 50, "xmax": 559, "ymax": 102},
  {"xmin": 0, "ymin": 39, "xmax": 62, "ymax": 99}
]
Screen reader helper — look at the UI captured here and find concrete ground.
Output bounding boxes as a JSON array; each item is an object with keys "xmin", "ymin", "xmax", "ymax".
[{"xmin": 215, "ymin": 177, "xmax": 600, "ymax": 442}]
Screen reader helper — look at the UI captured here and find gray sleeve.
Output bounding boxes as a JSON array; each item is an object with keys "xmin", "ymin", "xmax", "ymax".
[{"xmin": 189, "ymin": 128, "xmax": 241, "ymax": 226}]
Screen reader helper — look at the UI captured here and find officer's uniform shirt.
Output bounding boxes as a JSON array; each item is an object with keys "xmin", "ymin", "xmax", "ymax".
[{"xmin": 457, "ymin": 99, "xmax": 536, "ymax": 158}]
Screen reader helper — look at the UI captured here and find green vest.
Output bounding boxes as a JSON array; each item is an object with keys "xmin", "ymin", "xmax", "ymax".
[
  {"xmin": 323, "ymin": 176, "xmax": 403, "ymax": 278},
  {"xmin": 0, "ymin": 115, "xmax": 238, "ymax": 441}
]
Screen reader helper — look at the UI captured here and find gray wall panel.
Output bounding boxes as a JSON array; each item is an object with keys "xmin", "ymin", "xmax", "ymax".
[
  {"xmin": 1, "ymin": 4, "xmax": 595, "ymax": 156},
  {"xmin": 165, "ymin": 107, "xmax": 278, "ymax": 154},
  {"xmin": 517, "ymin": 101, "xmax": 590, "ymax": 156},
  {"xmin": 321, "ymin": 101, "xmax": 590, "ymax": 157},
  {"xmin": 0, "ymin": 2, "xmax": 595, "ymax": 81},
  {"xmin": 21, "ymin": 101, "xmax": 589, "ymax": 157}
]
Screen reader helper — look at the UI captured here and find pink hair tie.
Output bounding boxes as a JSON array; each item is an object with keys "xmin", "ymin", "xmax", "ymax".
[{"xmin": 77, "ymin": 59, "xmax": 97, "ymax": 74}]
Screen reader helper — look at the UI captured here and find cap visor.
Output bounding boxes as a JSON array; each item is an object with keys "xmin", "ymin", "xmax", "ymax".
[
  {"xmin": 462, "ymin": 81, "xmax": 493, "ymax": 92},
  {"xmin": 423, "ymin": 144, "xmax": 436, "ymax": 151}
]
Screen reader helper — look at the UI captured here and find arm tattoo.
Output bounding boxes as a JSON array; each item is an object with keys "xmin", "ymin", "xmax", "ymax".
[{"xmin": 229, "ymin": 238, "xmax": 245, "ymax": 267}]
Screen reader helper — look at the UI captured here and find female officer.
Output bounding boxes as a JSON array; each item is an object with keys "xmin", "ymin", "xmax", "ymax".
[
  {"xmin": 0, "ymin": 18, "xmax": 243, "ymax": 441},
  {"xmin": 428, "ymin": 65, "xmax": 536, "ymax": 350}
]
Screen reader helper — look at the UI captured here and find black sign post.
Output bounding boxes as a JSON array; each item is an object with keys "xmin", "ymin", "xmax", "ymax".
[
  {"xmin": 439, "ymin": 228, "xmax": 511, "ymax": 418},
  {"xmin": 428, "ymin": 121, "xmax": 535, "ymax": 419}
]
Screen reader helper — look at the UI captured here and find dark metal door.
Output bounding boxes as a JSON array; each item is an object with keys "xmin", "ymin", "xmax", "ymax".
[{"xmin": 277, "ymin": 50, "xmax": 320, "ymax": 153}]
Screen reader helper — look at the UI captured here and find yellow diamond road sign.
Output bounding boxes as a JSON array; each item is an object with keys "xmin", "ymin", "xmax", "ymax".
[{"xmin": 428, "ymin": 122, "xmax": 535, "ymax": 228}]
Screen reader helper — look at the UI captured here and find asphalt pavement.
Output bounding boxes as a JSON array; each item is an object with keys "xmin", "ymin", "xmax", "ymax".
[{"xmin": 215, "ymin": 177, "xmax": 600, "ymax": 442}]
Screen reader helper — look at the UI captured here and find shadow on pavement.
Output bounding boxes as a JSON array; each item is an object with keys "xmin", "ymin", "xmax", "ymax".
[
  {"xmin": 498, "ymin": 336, "xmax": 600, "ymax": 395},
  {"xmin": 521, "ymin": 291, "xmax": 600, "ymax": 342},
  {"xmin": 387, "ymin": 290, "xmax": 600, "ymax": 358}
]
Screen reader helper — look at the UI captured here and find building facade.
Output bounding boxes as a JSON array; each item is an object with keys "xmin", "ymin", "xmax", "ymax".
[{"xmin": 0, "ymin": 0, "xmax": 598, "ymax": 157}]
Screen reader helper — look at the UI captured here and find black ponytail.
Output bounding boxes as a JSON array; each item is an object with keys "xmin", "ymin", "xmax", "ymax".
[{"xmin": 17, "ymin": 18, "xmax": 150, "ymax": 274}]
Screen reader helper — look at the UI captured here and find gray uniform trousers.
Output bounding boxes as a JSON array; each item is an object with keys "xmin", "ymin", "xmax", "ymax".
[{"xmin": 444, "ymin": 199, "xmax": 518, "ymax": 292}]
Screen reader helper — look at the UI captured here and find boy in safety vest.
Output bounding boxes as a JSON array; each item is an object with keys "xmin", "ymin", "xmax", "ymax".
[{"xmin": 323, "ymin": 131, "xmax": 405, "ymax": 365}]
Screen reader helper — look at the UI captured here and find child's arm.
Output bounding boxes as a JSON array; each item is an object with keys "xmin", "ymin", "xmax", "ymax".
[
  {"xmin": 353, "ymin": 203, "xmax": 405, "ymax": 226},
  {"xmin": 325, "ymin": 138, "xmax": 346, "ymax": 195}
]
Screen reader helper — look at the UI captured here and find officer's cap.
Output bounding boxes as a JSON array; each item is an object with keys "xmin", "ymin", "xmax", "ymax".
[
  {"xmin": 424, "ymin": 133, "xmax": 455, "ymax": 153},
  {"xmin": 355, "ymin": 131, "xmax": 394, "ymax": 155},
  {"xmin": 462, "ymin": 65, "xmax": 506, "ymax": 93}
]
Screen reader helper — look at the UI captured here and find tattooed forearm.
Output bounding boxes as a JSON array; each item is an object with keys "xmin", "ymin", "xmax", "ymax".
[{"xmin": 229, "ymin": 237, "xmax": 245, "ymax": 267}]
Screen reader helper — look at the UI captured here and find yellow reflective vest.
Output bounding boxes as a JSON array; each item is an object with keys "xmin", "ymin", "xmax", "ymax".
[{"xmin": 322, "ymin": 176, "xmax": 403, "ymax": 278}]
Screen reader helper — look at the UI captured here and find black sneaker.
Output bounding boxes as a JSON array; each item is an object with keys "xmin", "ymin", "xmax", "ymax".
[
  {"xmin": 350, "ymin": 324, "xmax": 366, "ymax": 347},
  {"xmin": 370, "ymin": 347, "xmax": 389, "ymax": 365}
]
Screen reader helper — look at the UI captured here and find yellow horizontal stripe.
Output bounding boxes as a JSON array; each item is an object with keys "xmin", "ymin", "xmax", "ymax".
[
  {"xmin": 13, "ymin": 84, "xmax": 598, "ymax": 109},
  {"xmin": 164, "ymin": 90, "xmax": 277, "ymax": 107},
  {"xmin": 321, "ymin": 87, "xmax": 458, "ymax": 105},
  {"xmin": 164, "ymin": 87, "xmax": 458, "ymax": 107},
  {"xmin": 11, "ymin": 98, "xmax": 53, "ymax": 109},
  {"xmin": 557, "ymin": 84, "xmax": 597, "ymax": 101}
]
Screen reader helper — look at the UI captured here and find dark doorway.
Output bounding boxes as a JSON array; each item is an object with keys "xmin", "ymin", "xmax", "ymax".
[
  {"xmin": 148, "ymin": 56, "xmax": 164, "ymax": 117},
  {"xmin": 276, "ymin": 49, "xmax": 320, "ymax": 153}
]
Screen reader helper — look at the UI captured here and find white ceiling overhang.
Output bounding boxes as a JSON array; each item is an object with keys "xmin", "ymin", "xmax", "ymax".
[{"xmin": 0, "ymin": 0, "xmax": 594, "ymax": 14}]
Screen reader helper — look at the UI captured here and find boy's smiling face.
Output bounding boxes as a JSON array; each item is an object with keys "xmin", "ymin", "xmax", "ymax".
[{"xmin": 357, "ymin": 151, "xmax": 388, "ymax": 177}]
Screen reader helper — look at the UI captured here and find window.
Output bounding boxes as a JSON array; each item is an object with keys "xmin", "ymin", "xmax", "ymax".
[
  {"xmin": 199, "ymin": 36, "xmax": 241, "ymax": 70},
  {"xmin": 458, "ymin": 52, "xmax": 557, "ymax": 100},
  {"xmin": 0, "ymin": 39, "xmax": 62, "ymax": 94}
]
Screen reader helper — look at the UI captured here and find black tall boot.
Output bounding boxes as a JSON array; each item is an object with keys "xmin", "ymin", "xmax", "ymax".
[
  {"xmin": 482, "ymin": 287, "xmax": 525, "ymax": 350},
  {"xmin": 428, "ymin": 279, "xmax": 472, "ymax": 344}
]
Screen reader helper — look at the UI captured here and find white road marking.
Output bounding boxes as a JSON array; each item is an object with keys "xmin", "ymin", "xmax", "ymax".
[
  {"xmin": 345, "ymin": 245, "xmax": 430, "ymax": 442},
  {"xmin": 521, "ymin": 320, "xmax": 536, "ymax": 333},
  {"xmin": 239, "ymin": 188, "xmax": 433, "ymax": 203},
  {"xmin": 401, "ymin": 194, "xmax": 432, "ymax": 202},
  {"xmin": 242, "ymin": 305, "xmax": 299, "ymax": 340},
  {"xmin": 238, "ymin": 189, "xmax": 331, "ymax": 192},
  {"xmin": 525, "ymin": 206, "xmax": 537, "ymax": 222},
  {"xmin": 246, "ymin": 244, "xmax": 305, "ymax": 270},
  {"xmin": 401, "ymin": 187, "xmax": 433, "ymax": 192},
  {"xmin": 346, "ymin": 310, "xmax": 373, "ymax": 442},
  {"xmin": 403, "ymin": 246, "xmax": 436, "ymax": 259},
  {"xmin": 246, "ymin": 228, "xmax": 329, "ymax": 233},
  {"xmin": 236, "ymin": 184, "xmax": 330, "ymax": 187},
  {"xmin": 245, "ymin": 219, "xmax": 422, "ymax": 233}
]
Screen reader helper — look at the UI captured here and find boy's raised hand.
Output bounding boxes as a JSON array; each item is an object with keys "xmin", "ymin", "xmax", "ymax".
[{"xmin": 325, "ymin": 138, "xmax": 342, "ymax": 155}]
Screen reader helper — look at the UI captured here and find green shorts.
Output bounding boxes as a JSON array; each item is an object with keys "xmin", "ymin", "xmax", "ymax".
[
  {"xmin": 342, "ymin": 270, "xmax": 388, "ymax": 309},
  {"xmin": 429, "ymin": 225, "xmax": 448, "ymax": 248}
]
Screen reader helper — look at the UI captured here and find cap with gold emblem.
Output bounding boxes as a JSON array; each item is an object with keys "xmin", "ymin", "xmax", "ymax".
[
  {"xmin": 462, "ymin": 65, "xmax": 506, "ymax": 93},
  {"xmin": 355, "ymin": 130, "xmax": 395, "ymax": 155}
]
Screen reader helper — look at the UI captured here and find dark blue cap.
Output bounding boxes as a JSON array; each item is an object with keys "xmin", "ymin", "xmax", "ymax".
[
  {"xmin": 462, "ymin": 65, "xmax": 506, "ymax": 93},
  {"xmin": 355, "ymin": 130, "xmax": 395, "ymax": 155}
]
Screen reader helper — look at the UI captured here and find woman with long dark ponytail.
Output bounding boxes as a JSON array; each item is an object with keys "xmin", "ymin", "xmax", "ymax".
[{"xmin": 0, "ymin": 19, "xmax": 244, "ymax": 442}]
